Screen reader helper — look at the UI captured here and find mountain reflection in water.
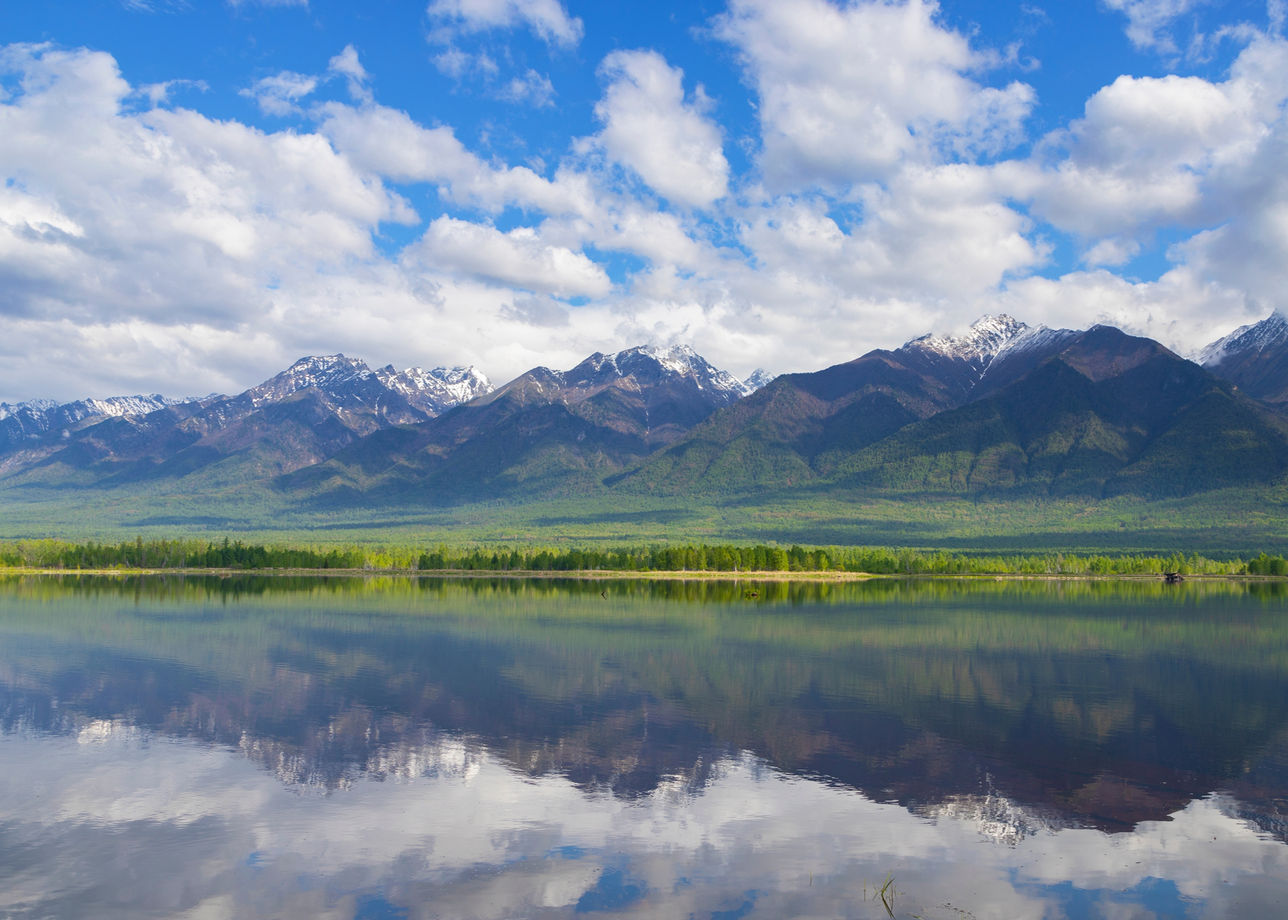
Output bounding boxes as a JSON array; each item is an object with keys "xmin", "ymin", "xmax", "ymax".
[{"xmin": 0, "ymin": 574, "xmax": 1286, "ymax": 918}]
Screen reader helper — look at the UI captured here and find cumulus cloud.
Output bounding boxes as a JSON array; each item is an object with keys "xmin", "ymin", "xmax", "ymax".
[
  {"xmin": 406, "ymin": 216, "xmax": 611, "ymax": 297},
  {"xmin": 989, "ymin": 34, "xmax": 1288, "ymax": 350},
  {"xmin": 1005, "ymin": 45, "xmax": 1288, "ymax": 240},
  {"xmin": 426, "ymin": 0, "xmax": 583, "ymax": 47},
  {"xmin": 317, "ymin": 102, "xmax": 593, "ymax": 215},
  {"xmin": 593, "ymin": 50, "xmax": 729, "ymax": 209},
  {"xmin": 714, "ymin": 0, "xmax": 1036, "ymax": 190},
  {"xmin": 743, "ymin": 165, "xmax": 1044, "ymax": 303},
  {"xmin": 4, "ymin": 2, "xmax": 1288, "ymax": 401},
  {"xmin": 0, "ymin": 43, "xmax": 415, "ymax": 397}
]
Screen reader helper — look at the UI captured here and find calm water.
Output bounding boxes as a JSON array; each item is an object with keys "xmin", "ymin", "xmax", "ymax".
[{"xmin": 0, "ymin": 575, "xmax": 1285, "ymax": 919}]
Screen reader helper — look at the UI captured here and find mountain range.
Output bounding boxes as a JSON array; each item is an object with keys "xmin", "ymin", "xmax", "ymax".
[{"xmin": 3, "ymin": 314, "xmax": 1288, "ymax": 521}]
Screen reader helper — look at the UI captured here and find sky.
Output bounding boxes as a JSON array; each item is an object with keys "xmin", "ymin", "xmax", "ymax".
[{"xmin": 1, "ymin": 0, "xmax": 1287, "ymax": 401}]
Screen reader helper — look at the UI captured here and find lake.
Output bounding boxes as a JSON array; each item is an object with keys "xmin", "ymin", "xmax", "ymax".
[{"xmin": 0, "ymin": 574, "xmax": 1285, "ymax": 919}]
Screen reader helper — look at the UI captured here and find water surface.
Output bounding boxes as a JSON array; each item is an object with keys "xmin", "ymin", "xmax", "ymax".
[{"xmin": 0, "ymin": 575, "xmax": 1285, "ymax": 918}]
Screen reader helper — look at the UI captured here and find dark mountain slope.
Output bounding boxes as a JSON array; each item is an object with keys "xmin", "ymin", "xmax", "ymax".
[
  {"xmin": 616, "ymin": 316, "xmax": 1079, "ymax": 495},
  {"xmin": 841, "ymin": 327, "xmax": 1288, "ymax": 498},
  {"xmin": 286, "ymin": 345, "xmax": 755, "ymax": 505}
]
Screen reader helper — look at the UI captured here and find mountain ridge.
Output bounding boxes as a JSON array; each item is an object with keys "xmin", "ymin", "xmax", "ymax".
[{"xmin": 2, "ymin": 319, "xmax": 1286, "ymax": 523}]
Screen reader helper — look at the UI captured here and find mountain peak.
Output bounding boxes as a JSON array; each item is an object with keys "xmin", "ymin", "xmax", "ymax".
[
  {"xmin": 248, "ymin": 355, "xmax": 375, "ymax": 407},
  {"xmin": 565, "ymin": 344, "xmax": 749, "ymax": 398},
  {"xmin": 1198, "ymin": 310, "xmax": 1288, "ymax": 367},
  {"xmin": 375, "ymin": 364, "xmax": 493, "ymax": 413},
  {"xmin": 742, "ymin": 369, "xmax": 776, "ymax": 393},
  {"xmin": 905, "ymin": 314, "xmax": 1030, "ymax": 363}
]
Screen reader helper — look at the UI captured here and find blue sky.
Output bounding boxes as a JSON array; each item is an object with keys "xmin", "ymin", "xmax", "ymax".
[{"xmin": 1, "ymin": 0, "xmax": 1286, "ymax": 400}]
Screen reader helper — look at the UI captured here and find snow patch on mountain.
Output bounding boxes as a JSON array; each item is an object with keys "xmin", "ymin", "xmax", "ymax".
[
  {"xmin": 566, "ymin": 344, "xmax": 749, "ymax": 401},
  {"xmin": 742, "ymin": 369, "xmax": 776, "ymax": 393},
  {"xmin": 905, "ymin": 314, "xmax": 1030, "ymax": 364},
  {"xmin": 629, "ymin": 344, "xmax": 749, "ymax": 397},
  {"xmin": 0, "ymin": 395, "xmax": 177, "ymax": 427},
  {"xmin": 240, "ymin": 355, "xmax": 492, "ymax": 416},
  {"xmin": 0, "ymin": 399, "xmax": 56, "ymax": 422},
  {"xmin": 376, "ymin": 364, "xmax": 493, "ymax": 413},
  {"xmin": 0, "ymin": 394, "xmax": 182, "ymax": 447},
  {"xmin": 1197, "ymin": 309, "xmax": 1288, "ymax": 367},
  {"xmin": 246, "ymin": 355, "xmax": 374, "ymax": 407}
]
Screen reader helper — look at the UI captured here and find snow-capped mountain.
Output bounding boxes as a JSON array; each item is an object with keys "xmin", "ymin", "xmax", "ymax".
[
  {"xmin": 0, "ymin": 394, "xmax": 182, "ymax": 451},
  {"xmin": 741, "ymin": 369, "xmax": 777, "ymax": 393},
  {"xmin": 243, "ymin": 355, "xmax": 491, "ymax": 415},
  {"xmin": 1199, "ymin": 310, "xmax": 1288, "ymax": 405},
  {"xmin": 905, "ymin": 313, "xmax": 1031, "ymax": 365},
  {"xmin": 0, "ymin": 355, "xmax": 495, "ymax": 482},
  {"xmin": 902, "ymin": 314, "xmax": 1080, "ymax": 401},
  {"xmin": 245, "ymin": 355, "xmax": 376, "ymax": 408},
  {"xmin": 1198, "ymin": 309, "xmax": 1288, "ymax": 367},
  {"xmin": 288, "ymin": 344, "xmax": 758, "ymax": 505},
  {"xmin": 558, "ymin": 344, "xmax": 749, "ymax": 405},
  {"xmin": 376, "ymin": 364, "xmax": 493, "ymax": 415}
]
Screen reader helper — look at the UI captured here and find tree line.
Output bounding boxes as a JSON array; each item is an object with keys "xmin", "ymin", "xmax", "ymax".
[{"xmin": 0, "ymin": 537, "xmax": 1284, "ymax": 576}]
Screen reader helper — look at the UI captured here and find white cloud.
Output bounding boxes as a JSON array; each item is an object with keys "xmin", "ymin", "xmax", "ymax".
[
  {"xmin": 432, "ymin": 47, "xmax": 500, "ymax": 80},
  {"xmin": 406, "ymin": 216, "xmax": 611, "ymax": 298},
  {"xmin": 593, "ymin": 50, "xmax": 729, "ymax": 209},
  {"xmin": 318, "ymin": 103, "xmax": 593, "ymax": 216},
  {"xmin": 996, "ymin": 265, "xmax": 1257, "ymax": 355},
  {"xmin": 0, "ymin": 43, "xmax": 411, "ymax": 393},
  {"xmin": 240, "ymin": 70, "xmax": 317, "ymax": 116},
  {"xmin": 733, "ymin": 164, "xmax": 1042, "ymax": 317},
  {"xmin": 426, "ymin": 0, "xmax": 583, "ymax": 47},
  {"xmin": 994, "ymin": 35, "xmax": 1288, "ymax": 345},
  {"xmin": 327, "ymin": 44, "xmax": 371, "ymax": 103},
  {"xmin": 498, "ymin": 68, "xmax": 555, "ymax": 107},
  {"xmin": 7, "ymin": 10, "xmax": 1288, "ymax": 403},
  {"xmin": 1102, "ymin": 0, "xmax": 1205, "ymax": 53},
  {"xmin": 714, "ymin": 0, "xmax": 1035, "ymax": 190},
  {"xmin": 1004, "ymin": 57, "xmax": 1283, "ymax": 241}
]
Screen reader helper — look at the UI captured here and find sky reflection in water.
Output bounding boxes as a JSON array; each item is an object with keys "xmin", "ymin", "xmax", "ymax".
[{"xmin": 0, "ymin": 575, "xmax": 1285, "ymax": 919}]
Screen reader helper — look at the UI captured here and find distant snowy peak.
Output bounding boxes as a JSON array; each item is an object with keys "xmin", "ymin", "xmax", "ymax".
[
  {"xmin": 77, "ymin": 395, "xmax": 182, "ymax": 418},
  {"xmin": 742, "ymin": 369, "xmax": 776, "ymax": 394},
  {"xmin": 0, "ymin": 393, "xmax": 180, "ymax": 446},
  {"xmin": 0, "ymin": 398, "xmax": 56, "ymax": 422},
  {"xmin": 246, "ymin": 354, "xmax": 374, "ymax": 407},
  {"xmin": 242, "ymin": 355, "xmax": 492, "ymax": 416},
  {"xmin": 1198, "ymin": 310, "xmax": 1288, "ymax": 367},
  {"xmin": 376, "ymin": 364, "xmax": 493, "ymax": 413},
  {"xmin": 0, "ymin": 393, "xmax": 177, "ymax": 423},
  {"xmin": 905, "ymin": 314, "xmax": 1030, "ymax": 364},
  {"xmin": 570, "ymin": 344, "xmax": 750, "ymax": 400}
]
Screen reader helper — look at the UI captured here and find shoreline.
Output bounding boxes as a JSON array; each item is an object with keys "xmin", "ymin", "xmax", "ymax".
[{"xmin": 0, "ymin": 566, "xmax": 1281, "ymax": 583}]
